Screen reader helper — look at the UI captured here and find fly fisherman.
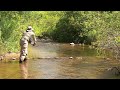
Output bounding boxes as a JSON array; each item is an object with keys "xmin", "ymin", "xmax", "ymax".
[{"xmin": 19, "ymin": 26, "xmax": 36, "ymax": 63}]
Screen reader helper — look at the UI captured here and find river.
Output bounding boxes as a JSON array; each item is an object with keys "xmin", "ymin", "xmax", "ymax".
[{"xmin": 0, "ymin": 39, "xmax": 120, "ymax": 79}]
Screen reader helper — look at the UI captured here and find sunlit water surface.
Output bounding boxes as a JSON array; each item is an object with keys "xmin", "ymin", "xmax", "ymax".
[{"xmin": 0, "ymin": 40, "xmax": 120, "ymax": 79}]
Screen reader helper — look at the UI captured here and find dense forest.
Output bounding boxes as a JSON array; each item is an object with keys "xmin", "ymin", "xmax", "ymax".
[{"xmin": 0, "ymin": 11, "xmax": 120, "ymax": 58}]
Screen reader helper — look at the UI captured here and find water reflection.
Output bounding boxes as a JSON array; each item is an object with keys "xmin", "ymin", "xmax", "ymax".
[{"xmin": 19, "ymin": 61, "xmax": 28, "ymax": 79}]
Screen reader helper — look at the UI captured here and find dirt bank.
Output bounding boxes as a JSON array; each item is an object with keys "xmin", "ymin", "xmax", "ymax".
[{"xmin": 0, "ymin": 52, "xmax": 20, "ymax": 61}]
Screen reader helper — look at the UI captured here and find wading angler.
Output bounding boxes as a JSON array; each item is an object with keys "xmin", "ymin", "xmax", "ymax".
[{"xmin": 19, "ymin": 26, "xmax": 37, "ymax": 63}]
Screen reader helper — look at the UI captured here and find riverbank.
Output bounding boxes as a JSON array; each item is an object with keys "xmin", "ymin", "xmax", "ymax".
[{"xmin": 0, "ymin": 52, "xmax": 20, "ymax": 61}]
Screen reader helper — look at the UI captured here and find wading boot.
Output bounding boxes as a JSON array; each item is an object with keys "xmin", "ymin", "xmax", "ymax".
[
  {"xmin": 24, "ymin": 57, "xmax": 28, "ymax": 61},
  {"xmin": 19, "ymin": 56, "xmax": 26, "ymax": 63},
  {"xmin": 19, "ymin": 60, "xmax": 23, "ymax": 63}
]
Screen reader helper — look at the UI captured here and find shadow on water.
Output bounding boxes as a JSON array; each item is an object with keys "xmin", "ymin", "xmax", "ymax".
[{"xmin": 0, "ymin": 40, "xmax": 120, "ymax": 79}]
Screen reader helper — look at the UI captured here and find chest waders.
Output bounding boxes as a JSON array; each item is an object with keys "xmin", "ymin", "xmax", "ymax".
[{"xmin": 19, "ymin": 37, "xmax": 29, "ymax": 63}]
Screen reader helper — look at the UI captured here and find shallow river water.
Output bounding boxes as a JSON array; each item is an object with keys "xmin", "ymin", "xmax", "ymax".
[{"xmin": 0, "ymin": 40, "xmax": 120, "ymax": 79}]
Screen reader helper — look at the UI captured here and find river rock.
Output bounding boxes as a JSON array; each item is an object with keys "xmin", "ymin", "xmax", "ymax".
[
  {"xmin": 70, "ymin": 42, "xmax": 75, "ymax": 46},
  {"xmin": 107, "ymin": 67, "xmax": 120, "ymax": 76},
  {"xmin": 69, "ymin": 57, "xmax": 73, "ymax": 59}
]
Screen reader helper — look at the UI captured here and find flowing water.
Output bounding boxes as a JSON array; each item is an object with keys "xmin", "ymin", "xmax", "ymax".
[{"xmin": 0, "ymin": 39, "xmax": 120, "ymax": 79}]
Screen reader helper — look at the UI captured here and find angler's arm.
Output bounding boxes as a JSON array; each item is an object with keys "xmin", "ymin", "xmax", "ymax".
[{"xmin": 32, "ymin": 34, "xmax": 37, "ymax": 46}]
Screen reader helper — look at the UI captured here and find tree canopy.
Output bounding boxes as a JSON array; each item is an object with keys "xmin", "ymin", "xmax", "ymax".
[{"xmin": 0, "ymin": 11, "xmax": 120, "ymax": 55}]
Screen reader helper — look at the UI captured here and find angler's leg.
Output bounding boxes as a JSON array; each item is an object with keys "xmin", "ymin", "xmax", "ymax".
[
  {"xmin": 24, "ymin": 48, "xmax": 28, "ymax": 61},
  {"xmin": 19, "ymin": 48, "xmax": 27, "ymax": 63},
  {"xmin": 19, "ymin": 40, "xmax": 28, "ymax": 63}
]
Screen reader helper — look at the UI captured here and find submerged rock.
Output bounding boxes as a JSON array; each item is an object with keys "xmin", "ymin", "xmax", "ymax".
[{"xmin": 107, "ymin": 67, "xmax": 120, "ymax": 76}]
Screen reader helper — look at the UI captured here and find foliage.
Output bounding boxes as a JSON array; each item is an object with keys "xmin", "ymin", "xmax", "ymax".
[
  {"xmin": 52, "ymin": 11, "xmax": 86, "ymax": 43},
  {"xmin": 0, "ymin": 11, "xmax": 64, "ymax": 53},
  {"xmin": 0, "ymin": 11, "xmax": 120, "ymax": 56}
]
